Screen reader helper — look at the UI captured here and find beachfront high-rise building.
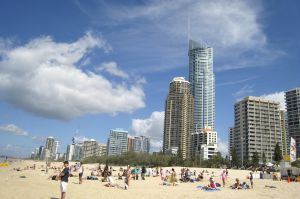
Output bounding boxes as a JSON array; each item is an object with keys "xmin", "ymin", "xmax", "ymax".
[
  {"xmin": 73, "ymin": 143, "xmax": 83, "ymax": 160},
  {"xmin": 45, "ymin": 137, "xmax": 55, "ymax": 159},
  {"xmin": 189, "ymin": 40, "xmax": 215, "ymax": 131},
  {"xmin": 107, "ymin": 128, "xmax": 128, "ymax": 156},
  {"xmin": 233, "ymin": 96, "xmax": 282, "ymax": 165},
  {"xmin": 66, "ymin": 144, "xmax": 75, "ymax": 161},
  {"xmin": 82, "ymin": 139, "xmax": 98, "ymax": 159},
  {"xmin": 163, "ymin": 77, "xmax": 194, "ymax": 159},
  {"xmin": 52, "ymin": 141, "xmax": 59, "ymax": 158},
  {"xmin": 127, "ymin": 135, "xmax": 134, "ymax": 152},
  {"xmin": 133, "ymin": 136, "xmax": 150, "ymax": 153},
  {"xmin": 285, "ymin": 88, "xmax": 300, "ymax": 158},
  {"xmin": 228, "ymin": 127, "xmax": 234, "ymax": 155},
  {"xmin": 97, "ymin": 144, "xmax": 107, "ymax": 156},
  {"xmin": 191, "ymin": 128, "xmax": 218, "ymax": 160},
  {"xmin": 280, "ymin": 110, "xmax": 289, "ymax": 156}
]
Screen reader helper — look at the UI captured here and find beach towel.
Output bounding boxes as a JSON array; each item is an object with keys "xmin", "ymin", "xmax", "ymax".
[{"xmin": 204, "ymin": 188, "xmax": 221, "ymax": 192}]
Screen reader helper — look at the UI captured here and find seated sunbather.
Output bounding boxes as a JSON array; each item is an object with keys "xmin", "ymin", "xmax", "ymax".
[{"xmin": 231, "ymin": 178, "xmax": 242, "ymax": 189}]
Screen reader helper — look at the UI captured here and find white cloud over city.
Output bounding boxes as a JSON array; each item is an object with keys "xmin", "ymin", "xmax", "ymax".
[
  {"xmin": 0, "ymin": 32, "xmax": 145, "ymax": 120},
  {"xmin": 261, "ymin": 91, "xmax": 285, "ymax": 110},
  {"xmin": 0, "ymin": 124, "xmax": 29, "ymax": 136},
  {"xmin": 131, "ymin": 111, "xmax": 164, "ymax": 151},
  {"xmin": 75, "ymin": 0, "xmax": 282, "ymax": 72}
]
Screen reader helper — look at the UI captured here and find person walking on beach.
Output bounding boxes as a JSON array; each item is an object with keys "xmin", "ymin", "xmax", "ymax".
[
  {"xmin": 125, "ymin": 165, "xmax": 131, "ymax": 190},
  {"xmin": 221, "ymin": 170, "xmax": 226, "ymax": 187},
  {"xmin": 141, "ymin": 166, "xmax": 146, "ymax": 180},
  {"xmin": 78, "ymin": 162, "xmax": 84, "ymax": 184},
  {"xmin": 249, "ymin": 172, "xmax": 253, "ymax": 188},
  {"xmin": 59, "ymin": 161, "xmax": 70, "ymax": 199}
]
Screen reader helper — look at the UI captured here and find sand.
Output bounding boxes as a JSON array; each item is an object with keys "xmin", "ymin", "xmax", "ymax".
[{"xmin": 0, "ymin": 160, "xmax": 299, "ymax": 199}]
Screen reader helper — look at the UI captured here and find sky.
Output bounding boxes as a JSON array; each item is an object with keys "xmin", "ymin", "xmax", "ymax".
[{"xmin": 0, "ymin": 0, "xmax": 299, "ymax": 157}]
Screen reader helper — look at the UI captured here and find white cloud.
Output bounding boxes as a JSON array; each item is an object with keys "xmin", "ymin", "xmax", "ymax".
[
  {"xmin": 218, "ymin": 138, "xmax": 229, "ymax": 157},
  {"xmin": 31, "ymin": 135, "xmax": 47, "ymax": 143},
  {"xmin": 0, "ymin": 32, "xmax": 145, "ymax": 120},
  {"xmin": 75, "ymin": 0, "xmax": 281, "ymax": 72},
  {"xmin": 261, "ymin": 91, "xmax": 285, "ymax": 110},
  {"xmin": 131, "ymin": 111, "xmax": 164, "ymax": 151},
  {"xmin": 232, "ymin": 84, "xmax": 254, "ymax": 98},
  {"xmin": 0, "ymin": 124, "xmax": 29, "ymax": 136},
  {"xmin": 73, "ymin": 135, "xmax": 90, "ymax": 144},
  {"xmin": 97, "ymin": 61, "xmax": 129, "ymax": 79}
]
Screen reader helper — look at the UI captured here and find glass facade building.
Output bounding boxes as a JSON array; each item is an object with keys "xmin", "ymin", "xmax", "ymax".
[{"xmin": 189, "ymin": 40, "xmax": 215, "ymax": 130}]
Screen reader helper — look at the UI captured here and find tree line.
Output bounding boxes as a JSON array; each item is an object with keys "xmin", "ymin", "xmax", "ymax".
[{"xmin": 82, "ymin": 142, "xmax": 290, "ymax": 169}]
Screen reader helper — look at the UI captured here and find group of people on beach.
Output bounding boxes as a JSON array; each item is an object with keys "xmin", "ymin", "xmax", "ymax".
[{"xmin": 46, "ymin": 161, "xmax": 260, "ymax": 199}]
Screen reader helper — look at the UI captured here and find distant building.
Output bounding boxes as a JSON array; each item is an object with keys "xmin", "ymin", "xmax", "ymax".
[
  {"xmin": 73, "ymin": 143, "xmax": 83, "ymax": 161},
  {"xmin": 280, "ymin": 110, "xmax": 289, "ymax": 156},
  {"xmin": 66, "ymin": 144, "xmax": 75, "ymax": 161},
  {"xmin": 233, "ymin": 96, "xmax": 282, "ymax": 165},
  {"xmin": 163, "ymin": 77, "xmax": 194, "ymax": 159},
  {"xmin": 285, "ymin": 88, "xmax": 300, "ymax": 158},
  {"xmin": 199, "ymin": 143, "xmax": 218, "ymax": 160},
  {"xmin": 82, "ymin": 139, "xmax": 98, "ymax": 159},
  {"xmin": 107, "ymin": 128, "xmax": 128, "ymax": 156},
  {"xmin": 191, "ymin": 128, "xmax": 218, "ymax": 160},
  {"xmin": 52, "ymin": 141, "xmax": 59, "ymax": 158},
  {"xmin": 45, "ymin": 137, "xmax": 55, "ymax": 159},
  {"xmin": 97, "ymin": 144, "xmax": 107, "ymax": 156},
  {"xmin": 127, "ymin": 135, "xmax": 134, "ymax": 152},
  {"xmin": 38, "ymin": 146, "xmax": 44, "ymax": 159},
  {"xmin": 42, "ymin": 148, "xmax": 51, "ymax": 160},
  {"xmin": 133, "ymin": 136, "xmax": 150, "ymax": 153},
  {"xmin": 228, "ymin": 127, "xmax": 234, "ymax": 155}
]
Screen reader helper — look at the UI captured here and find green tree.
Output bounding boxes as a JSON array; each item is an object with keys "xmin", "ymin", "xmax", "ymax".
[
  {"xmin": 262, "ymin": 151, "xmax": 267, "ymax": 165},
  {"xmin": 251, "ymin": 151, "xmax": 260, "ymax": 169},
  {"xmin": 274, "ymin": 142, "xmax": 282, "ymax": 165}
]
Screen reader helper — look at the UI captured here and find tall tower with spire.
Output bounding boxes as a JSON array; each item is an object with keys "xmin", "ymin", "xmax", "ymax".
[{"xmin": 188, "ymin": 40, "xmax": 215, "ymax": 131}]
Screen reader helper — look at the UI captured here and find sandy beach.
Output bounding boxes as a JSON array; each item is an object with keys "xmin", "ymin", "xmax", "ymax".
[{"xmin": 0, "ymin": 160, "xmax": 299, "ymax": 199}]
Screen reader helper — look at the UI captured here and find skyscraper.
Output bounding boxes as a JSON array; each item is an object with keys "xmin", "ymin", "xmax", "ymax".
[
  {"xmin": 285, "ymin": 88, "xmax": 300, "ymax": 158},
  {"xmin": 228, "ymin": 127, "xmax": 234, "ymax": 155},
  {"xmin": 133, "ymin": 136, "xmax": 150, "ymax": 153},
  {"xmin": 279, "ymin": 110, "xmax": 289, "ymax": 156},
  {"xmin": 189, "ymin": 40, "xmax": 215, "ymax": 131},
  {"xmin": 82, "ymin": 139, "xmax": 98, "ymax": 159},
  {"xmin": 107, "ymin": 128, "xmax": 128, "ymax": 156},
  {"xmin": 66, "ymin": 144, "xmax": 75, "ymax": 161},
  {"xmin": 163, "ymin": 77, "xmax": 194, "ymax": 159},
  {"xmin": 191, "ymin": 128, "xmax": 218, "ymax": 160},
  {"xmin": 45, "ymin": 137, "xmax": 54, "ymax": 159},
  {"xmin": 233, "ymin": 96, "xmax": 282, "ymax": 165}
]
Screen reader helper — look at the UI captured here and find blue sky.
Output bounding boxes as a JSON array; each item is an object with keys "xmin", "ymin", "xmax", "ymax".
[{"xmin": 0, "ymin": 0, "xmax": 299, "ymax": 157}]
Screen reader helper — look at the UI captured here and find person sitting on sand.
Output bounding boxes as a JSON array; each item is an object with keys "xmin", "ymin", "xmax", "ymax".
[
  {"xmin": 231, "ymin": 178, "xmax": 242, "ymax": 189},
  {"xmin": 104, "ymin": 173, "xmax": 117, "ymax": 187}
]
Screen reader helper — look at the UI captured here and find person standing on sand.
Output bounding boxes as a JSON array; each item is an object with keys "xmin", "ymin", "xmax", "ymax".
[
  {"xmin": 249, "ymin": 172, "xmax": 253, "ymax": 188},
  {"xmin": 59, "ymin": 161, "xmax": 70, "ymax": 199},
  {"xmin": 221, "ymin": 170, "xmax": 226, "ymax": 187},
  {"xmin": 78, "ymin": 162, "xmax": 84, "ymax": 184},
  {"xmin": 125, "ymin": 165, "xmax": 131, "ymax": 190}
]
